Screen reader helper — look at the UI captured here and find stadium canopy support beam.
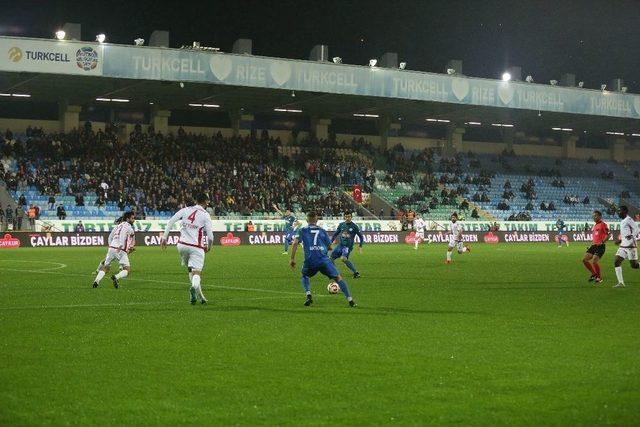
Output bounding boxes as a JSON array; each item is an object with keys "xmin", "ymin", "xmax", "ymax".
[
  {"xmin": 229, "ymin": 110, "xmax": 254, "ymax": 137},
  {"xmin": 561, "ymin": 134, "xmax": 578, "ymax": 159},
  {"xmin": 445, "ymin": 124, "xmax": 465, "ymax": 156},
  {"xmin": 377, "ymin": 116, "xmax": 392, "ymax": 150},
  {"xmin": 310, "ymin": 117, "xmax": 331, "ymax": 140},
  {"xmin": 610, "ymin": 137, "xmax": 626, "ymax": 163},
  {"xmin": 151, "ymin": 109, "xmax": 171, "ymax": 135},
  {"xmin": 58, "ymin": 102, "xmax": 81, "ymax": 132}
]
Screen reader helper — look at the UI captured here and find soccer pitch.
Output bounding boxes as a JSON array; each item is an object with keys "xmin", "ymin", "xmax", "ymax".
[{"xmin": 0, "ymin": 244, "xmax": 638, "ymax": 426}]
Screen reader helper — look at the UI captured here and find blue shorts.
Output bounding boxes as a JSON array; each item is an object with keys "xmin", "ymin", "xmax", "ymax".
[
  {"xmin": 331, "ymin": 245, "xmax": 351, "ymax": 259},
  {"xmin": 285, "ymin": 231, "xmax": 295, "ymax": 243},
  {"xmin": 302, "ymin": 259, "xmax": 340, "ymax": 279},
  {"xmin": 558, "ymin": 230, "xmax": 565, "ymax": 235}
]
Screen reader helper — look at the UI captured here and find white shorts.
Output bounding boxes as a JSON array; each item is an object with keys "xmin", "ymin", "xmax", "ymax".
[
  {"xmin": 416, "ymin": 231, "xmax": 425, "ymax": 240},
  {"xmin": 448, "ymin": 238, "xmax": 464, "ymax": 252},
  {"xmin": 104, "ymin": 248, "xmax": 130, "ymax": 267},
  {"xmin": 616, "ymin": 247, "xmax": 638, "ymax": 261},
  {"xmin": 177, "ymin": 243, "xmax": 205, "ymax": 271}
]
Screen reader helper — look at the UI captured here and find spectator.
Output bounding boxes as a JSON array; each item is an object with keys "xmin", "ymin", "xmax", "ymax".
[
  {"xmin": 5, "ymin": 206, "xmax": 13, "ymax": 229},
  {"xmin": 15, "ymin": 207, "xmax": 25, "ymax": 230},
  {"xmin": 471, "ymin": 208, "xmax": 479, "ymax": 219},
  {"xmin": 75, "ymin": 221, "xmax": 85, "ymax": 232},
  {"xmin": 56, "ymin": 204, "xmax": 67, "ymax": 220},
  {"xmin": 540, "ymin": 202, "xmax": 547, "ymax": 211},
  {"xmin": 48, "ymin": 195, "xmax": 56, "ymax": 210},
  {"xmin": 18, "ymin": 194, "xmax": 27, "ymax": 207},
  {"xmin": 75, "ymin": 194, "xmax": 85, "ymax": 207},
  {"xmin": 582, "ymin": 196, "xmax": 590, "ymax": 205},
  {"xmin": 548, "ymin": 202, "xmax": 556, "ymax": 211}
]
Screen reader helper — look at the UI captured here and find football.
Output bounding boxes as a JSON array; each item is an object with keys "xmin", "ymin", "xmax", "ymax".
[{"xmin": 327, "ymin": 281, "xmax": 340, "ymax": 294}]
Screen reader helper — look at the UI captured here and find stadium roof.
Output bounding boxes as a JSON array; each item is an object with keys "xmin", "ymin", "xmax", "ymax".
[{"xmin": 0, "ymin": 36, "xmax": 639, "ymax": 135}]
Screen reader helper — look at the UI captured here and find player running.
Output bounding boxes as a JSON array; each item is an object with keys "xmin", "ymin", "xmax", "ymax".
[
  {"xmin": 556, "ymin": 218, "xmax": 569, "ymax": 247},
  {"xmin": 289, "ymin": 211, "xmax": 357, "ymax": 307},
  {"xmin": 413, "ymin": 213, "xmax": 430, "ymax": 250},
  {"xmin": 613, "ymin": 206, "xmax": 639, "ymax": 288},
  {"xmin": 273, "ymin": 204, "xmax": 299, "ymax": 255},
  {"xmin": 582, "ymin": 210, "xmax": 610, "ymax": 284},
  {"xmin": 446, "ymin": 212, "xmax": 470, "ymax": 264},
  {"xmin": 92, "ymin": 211, "xmax": 136, "ymax": 289},
  {"xmin": 161, "ymin": 193, "xmax": 214, "ymax": 304},
  {"xmin": 330, "ymin": 212, "xmax": 364, "ymax": 278}
]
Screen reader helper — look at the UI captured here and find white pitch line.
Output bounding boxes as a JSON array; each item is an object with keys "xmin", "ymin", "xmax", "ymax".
[
  {"xmin": 0, "ymin": 267, "xmax": 304, "ymax": 296},
  {"xmin": 0, "ymin": 294, "xmax": 327, "ymax": 311},
  {"xmin": 0, "ymin": 260, "xmax": 67, "ymax": 271}
]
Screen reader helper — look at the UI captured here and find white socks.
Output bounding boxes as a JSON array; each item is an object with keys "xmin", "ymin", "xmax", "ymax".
[
  {"xmin": 446, "ymin": 251, "xmax": 452, "ymax": 261},
  {"xmin": 615, "ymin": 266, "xmax": 624, "ymax": 284},
  {"xmin": 191, "ymin": 274, "xmax": 205, "ymax": 300},
  {"xmin": 94, "ymin": 270, "xmax": 106, "ymax": 283},
  {"xmin": 115, "ymin": 270, "xmax": 128, "ymax": 280},
  {"xmin": 414, "ymin": 240, "xmax": 419, "ymax": 249}
]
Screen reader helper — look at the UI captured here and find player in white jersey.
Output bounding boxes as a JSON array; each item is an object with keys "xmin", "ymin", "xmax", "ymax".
[
  {"xmin": 446, "ymin": 212, "xmax": 471, "ymax": 263},
  {"xmin": 613, "ymin": 206, "xmax": 639, "ymax": 288},
  {"xmin": 95, "ymin": 223, "xmax": 121, "ymax": 273},
  {"xmin": 92, "ymin": 212, "xmax": 136, "ymax": 288},
  {"xmin": 161, "ymin": 193, "xmax": 214, "ymax": 304},
  {"xmin": 413, "ymin": 213, "xmax": 429, "ymax": 250}
]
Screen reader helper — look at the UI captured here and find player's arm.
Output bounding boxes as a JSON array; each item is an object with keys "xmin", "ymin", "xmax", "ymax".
[
  {"xmin": 204, "ymin": 218, "xmax": 214, "ymax": 253},
  {"xmin": 161, "ymin": 208, "xmax": 184, "ymax": 249},
  {"xmin": 272, "ymin": 203, "xmax": 283, "ymax": 217},
  {"xmin": 331, "ymin": 224, "xmax": 341, "ymax": 244},
  {"xmin": 355, "ymin": 224, "xmax": 364, "ymax": 251},
  {"xmin": 288, "ymin": 236, "xmax": 300, "ymax": 269}
]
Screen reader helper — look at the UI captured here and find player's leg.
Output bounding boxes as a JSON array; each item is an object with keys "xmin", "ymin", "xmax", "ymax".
[
  {"xmin": 300, "ymin": 264, "xmax": 317, "ymax": 306},
  {"xmin": 111, "ymin": 253, "xmax": 130, "ymax": 289},
  {"xmin": 457, "ymin": 241, "xmax": 468, "ymax": 255},
  {"xmin": 92, "ymin": 251, "xmax": 114, "ymax": 287},
  {"xmin": 189, "ymin": 248, "xmax": 207, "ymax": 304},
  {"xmin": 582, "ymin": 251, "xmax": 597, "ymax": 280},
  {"xmin": 414, "ymin": 234, "xmax": 420, "ymax": 250},
  {"xmin": 613, "ymin": 251, "xmax": 626, "ymax": 287},
  {"xmin": 340, "ymin": 247, "xmax": 359, "ymax": 278},
  {"xmin": 446, "ymin": 245, "xmax": 454, "ymax": 263},
  {"xmin": 591, "ymin": 254, "xmax": 603, "ymax": 283},
  {"xmin": 322, "ymin": 261, "xmax": 356, "ymax": 307}
]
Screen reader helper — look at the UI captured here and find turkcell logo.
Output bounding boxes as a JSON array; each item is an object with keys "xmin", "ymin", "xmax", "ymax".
[{"xmin": 23, "ymin": 50, "xmax": 71, "ymax": 62}]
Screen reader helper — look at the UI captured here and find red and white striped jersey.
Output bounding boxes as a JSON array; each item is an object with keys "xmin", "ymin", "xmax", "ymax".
[
  {"xmin": 163, "ymin": 205, "xmax": 214, "ymax": 249},
  {"xmin": 110, "ymin": 222, "xmax": 135, "ymax": 252}
]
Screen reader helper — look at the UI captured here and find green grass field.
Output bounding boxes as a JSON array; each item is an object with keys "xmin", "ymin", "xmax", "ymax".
[{"xmin": 0, "ymin": 243, "xmax": 639, "ymax": 426}]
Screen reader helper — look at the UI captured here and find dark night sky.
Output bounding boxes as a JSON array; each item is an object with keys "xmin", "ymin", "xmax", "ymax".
[{"xmin": 2, "ymin": 0, "xmax": 639, "ymax": 89}]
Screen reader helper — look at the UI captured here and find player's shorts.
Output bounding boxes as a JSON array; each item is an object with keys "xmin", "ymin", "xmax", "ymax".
[
  {"xmin": 616, "ymin": 247, "xmax": 638, "ymax": 261},
  {"xmin": 177, "ymin": 243, "xmax": 205, "ymax": 271},
  {"xmin": 586, "ymin": 244, "xmax": 606, "ymax": 258},
  {"xmin": 302, "ymin": 259, "xmax": 340, "ymax": 279},
  {"xmin": 557, "ymin": 230, "xmax": 566, "ymax": 235},
  {"xmin": 331, "ymin": 245, "xmax": 351, "ymax": 259},
  {"xmin": 416, "ymin": 231, "xmax": 425, "ymax": 240},
  {"xmin": 285, "ymin": 231, "xmax": 295, "ymax": 244},
  {"xmin": 104, "ymin": 247, "xmax": 130, "ymax": 267},
  {"xmin": 448, "ymin": 237, "xmax": 464, "ymax": 252}
]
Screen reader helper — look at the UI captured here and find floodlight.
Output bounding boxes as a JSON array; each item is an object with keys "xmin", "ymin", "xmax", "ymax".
[
  {"xmin": 621, "ymin": 86, "xmax": 628, "ymax": 93},
  {"xmin": 447, "ymin": 68, "xmax": 455, "ymax": 75},
  {"xmin": 601, "ymin": 84, "xmax": 607, "ymax": 91},
  {"xmin": 332, "ymin": 57, "xmax": 342, "ymax": 64},
  {"xmin": 55, "ymin": 30, "xmax": 66, "ymax": 40},
  {"xmin": 399, "ymin": 62, "xmax": 406, "ymax": 70},
  {"xmin": 134, "ymin": 38, "xmax": 145, "ymax": 46},
  {"xmin": 96, "ymin": 34, "xmax": 106, "ymax": 43},
  {"xmin": 549, "ymin": 80, "xmax": 558, "ymax": 86},
  {"xmin": 578, "ymin": 81, "xmax": 584, "ymax": 88},
  {"xmin": 502, "ymin": 72, "xmax": 511, "ymax": 82},
  {"xmin": 369, "ymin": 59, "xmax": 377, "ymax": 67},
  {"xmin": 525, "ymin": 75, "xmax": 533, "ymax": 83}
]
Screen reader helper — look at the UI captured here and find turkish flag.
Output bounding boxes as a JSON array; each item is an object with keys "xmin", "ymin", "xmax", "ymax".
[{"xmin": 353, "ymin": 185, "xmax": 363, "ymax": 203}]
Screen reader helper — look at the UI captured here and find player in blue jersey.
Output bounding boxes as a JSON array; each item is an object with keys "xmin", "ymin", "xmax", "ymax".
[
  {"xmin": 273, "ymin": 204, "xmax": 300, "ymax": 255},
  {"xmin": 556, "ymin": 218, "xmax": 569, "ymax": 247},
  {"xmin": 289, "ymin": 211, "xmax": 357, "ymax": 307},
  {"xmin": 331, "ymin": 212, "xmax": 364, "ymax": 278}
]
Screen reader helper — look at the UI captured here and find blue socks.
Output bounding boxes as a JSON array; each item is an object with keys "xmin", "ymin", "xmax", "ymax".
[
  {"xmin": 301, "ymin": 276, "xmax": 311, "ymax": 294},
  {"xmin": 336, "ymin": 279, "xmax": 352, "ymax": 299},
  {"xmin": 344, "ymin": 260, "xmax": 358, "ymax": 274},
  {"xmin": 284, "ymin": 239, "xmax": 290, "ymax": 252}
]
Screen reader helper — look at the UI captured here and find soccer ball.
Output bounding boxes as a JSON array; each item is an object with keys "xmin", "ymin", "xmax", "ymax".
[{"xmin": 327, "ymin": 281, "xmax": 340, "ymax": 294}]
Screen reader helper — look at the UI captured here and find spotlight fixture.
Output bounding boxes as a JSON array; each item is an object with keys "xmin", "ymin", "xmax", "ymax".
[
  {"xmin": 525, "ymin": 75, "xmax": 534, "ymax": 83},
  {"xmin": 291, "ymin": 91, "xmax": 296, "ymax": 97},
  {"xmin": 549, "ymin": 80, "xmax": 558, "ymax": 86},
  {"xmin": 332, "ymin": 57, "xmax": 342, "ymax": 64},
  {"xmin": 600, "ymin": 84, "xmax": 607, "ymax": 91},
  {"xmin": 578, "ymin": 81, "xmax": 584, "ymax": 88},
  {"xmin": 621, "ymin": 86, "xmax": 628, "ymax": 93},
  {"xmin": 369, "ymin": 59, "xmax": 377, "ymax": 67},
  {"xmin": 399, "ymin": 62, "xmax": 406, "ymax": 70},
  {"xmin": 134, "ymin": 38, "xmax": 145, "ymax": 46},
  {"xmin": 55, "ymin": 30, "xmax": 66, "ymax": 40},
  {"xmin": 96, "ymin": 34, "xmax": 106, "ymax": 43},
  {"xmin": 179, "ymin": 82, "xmax": 184, "ymax": 88},
  {"xmin": 193, "ymin": 41, "xmax": 201, "ymax": 48},
  {"xmin": 446, "ymin": 68, "xmax": 455, "ymax": 75},
  {"xmin": 502, "ymin": 72, "xmax": 511, "ymax": 82}
]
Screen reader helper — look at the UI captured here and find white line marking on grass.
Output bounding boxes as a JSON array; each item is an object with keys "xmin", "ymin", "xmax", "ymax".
[
  {"xmin": 0, "ymin": 260, "xmax": 67, "ymax": 271},
  {"xmin": 0, "ymin": 267, "xmax": 303, "ymax": 295},
  {"xmin": 0, "ymin": 294, "xmax": 325, "ymax": 310}
]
